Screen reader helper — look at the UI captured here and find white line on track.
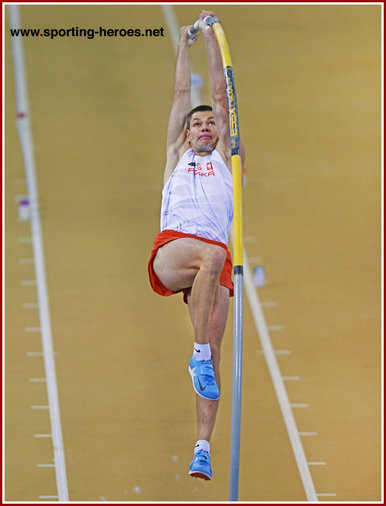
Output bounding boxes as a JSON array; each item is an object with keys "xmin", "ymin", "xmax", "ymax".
[
  {"xmin": 36, "ymin": 464, "xmax": 55, "ymax": 468},
  {"xmin": 299, "ymin": 432, "xmax": 318, "ymax": 436},
  {"xmin": 283, "ymin": 376, "xmax": 300, "ymax": 381},
  {"xmin": 261, "ymin": 301, "xmax": 277, "ymax": 307},
  {"xmin": 248, "ymin": 256, "xmax": 264, "ymax": 264},
  {"xmin": 25, "ymin": 326, "xmax": 41, "ymax": 332},
  {"xmin": 243, "ymin": 248, "xmax": 318, "ymax": 501},
  {"xmin": 161, "ymin": 5, "xmax": 201, "ymax": 107},
  {"xmin": 19, "ymin": 258, "xmax": 34, "ymax": 264},
  {"xmin": 9, "ymin": 6, "xmax": 68, "ymax": 500},
  {"xmin": 31, "ymin": 405, "xmax": 49, "ymax": 410},
  {"xmin": 23, "ymin": 303, "xmax": 39, "ymax": 309},
  {"xmin": 14, "ymin": 193, "xmax": 28, "ymax": 201},
  {"xmin": 257, "ymin": 349, "xmax": 292, "ymax": 355},
  {"xmin": 29, "ymin": 378, "xmax": 46, "ymax": 383},
  {"xmin": 21, "ymin": 280, "xmax": 36, "ymax": 286},
  {"xmin": 27, "ymin": 351, "xmax": 59, "ymax": 357},
  {"xmin": 161, "ymin": 6, "xmax": 179, "ymax": 49}
]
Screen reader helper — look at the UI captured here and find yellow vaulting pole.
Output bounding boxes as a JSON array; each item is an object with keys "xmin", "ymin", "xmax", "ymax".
[
  {"xmin": 205, "ymin": 16, "xmax": 244, "ymax": 501},
  {"xmin": 210, "ymin": 20, "xmax": 243, "ymax": 267}
]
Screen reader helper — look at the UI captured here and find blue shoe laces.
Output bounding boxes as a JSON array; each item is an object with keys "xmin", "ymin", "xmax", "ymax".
[{"xmin": 194, "ymin": 450, "xmax": 210, "ymax": 463}]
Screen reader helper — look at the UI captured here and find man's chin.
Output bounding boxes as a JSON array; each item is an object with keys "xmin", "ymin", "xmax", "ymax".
[{"xmin": 198, "ymin": 142, "xmax": 215, "ymax": 152}]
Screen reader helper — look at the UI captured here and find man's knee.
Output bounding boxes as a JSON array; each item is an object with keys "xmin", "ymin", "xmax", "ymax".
[{"xmin": 202, "ymin": 246, "xmax": 226, "ymax": 277}]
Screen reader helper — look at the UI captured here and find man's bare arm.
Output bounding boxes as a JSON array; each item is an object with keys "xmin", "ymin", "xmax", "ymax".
[
  {"xmin": 200, "ymin": 14, "xmax": 230, "ymax": 165},
  {"xmin": 200, "ymin": 12, "xmax": 246, "ymax": 169},
  {"xmin": 164, "ymin": 26, "xmax": 198, "ymax": 183}
]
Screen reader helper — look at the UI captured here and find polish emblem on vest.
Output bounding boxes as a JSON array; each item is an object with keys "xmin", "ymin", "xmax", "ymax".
[{"xmin": 187, "ymin": 160, "xmax": 215, "ymax": 177}]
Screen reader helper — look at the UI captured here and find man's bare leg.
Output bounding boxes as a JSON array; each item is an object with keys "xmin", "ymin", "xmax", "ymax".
[
  {"xmin": 188, "ymin": 284, "xmax": 229, "ymax": 441},
  {"xmin": 153, "ymin": 239, "xmax": 229, "ymax": 478},
  {"xmin": 186, "ymin": 284, "xmax": 229, "ymax": 480},
  {"xmin": 153, "ymin": 238, "xmax": 226, "ymax": 344}
]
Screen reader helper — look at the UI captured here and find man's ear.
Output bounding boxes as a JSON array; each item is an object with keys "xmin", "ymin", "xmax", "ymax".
[{"xmin": 186, "ymin": 129, "xmax": 191, "ymax": 143}]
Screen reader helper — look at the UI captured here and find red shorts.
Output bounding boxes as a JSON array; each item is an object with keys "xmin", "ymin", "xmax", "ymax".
[{"xmin": 148, "ymin": 229, "xmax": 234, "ymax": 303}]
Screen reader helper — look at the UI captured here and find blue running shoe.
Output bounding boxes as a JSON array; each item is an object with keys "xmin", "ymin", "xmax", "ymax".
[
  {"xmin": 189, "ymin": 449, "xmax": 212, "ymax": 480},
  {"xmin": 188, "ymin": 357, "xmax": 220, "ymax": 400}
]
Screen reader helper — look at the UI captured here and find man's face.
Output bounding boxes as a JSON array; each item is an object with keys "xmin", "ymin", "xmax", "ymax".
[{"xmin": 186, "ymin": 111, "xmax": 219, "ymax": 153}]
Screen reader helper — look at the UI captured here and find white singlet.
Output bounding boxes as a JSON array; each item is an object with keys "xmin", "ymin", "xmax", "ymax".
[{"xmin": 160, "ymin": 149, "xmax": 233, "ymax": 245}]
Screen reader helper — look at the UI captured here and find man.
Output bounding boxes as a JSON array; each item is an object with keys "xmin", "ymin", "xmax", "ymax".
[{"xmin": 148, "ymin": 10, "xmax": 245, "ymax": 481}]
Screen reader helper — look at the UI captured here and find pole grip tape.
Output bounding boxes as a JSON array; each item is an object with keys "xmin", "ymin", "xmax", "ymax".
[
  {"xmin": 211, "ymin": 23, "xmax": 241, "ymax": 156},
  {"xmin": 234, "ymin": 265, "xmax": 243, "ymax": 275},
  {"xmin": 225, "ymin": 66, "xmax": 240, "ymax": 156}
]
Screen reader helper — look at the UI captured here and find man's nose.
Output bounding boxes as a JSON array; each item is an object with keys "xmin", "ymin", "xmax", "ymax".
[{"xmin": 201, "ymin": 124, "xmax": 209, "ymax": 130}]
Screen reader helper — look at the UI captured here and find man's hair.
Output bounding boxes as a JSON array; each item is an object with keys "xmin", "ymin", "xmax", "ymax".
[{"xmin": 185, "ymin": 105, "xmax": 213, "ymax": 130}]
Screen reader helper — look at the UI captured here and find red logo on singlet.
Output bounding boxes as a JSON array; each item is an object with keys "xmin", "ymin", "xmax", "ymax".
[{"xmin": 187, "ymin": 160, "xmax": 215, "ymax": 177}]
